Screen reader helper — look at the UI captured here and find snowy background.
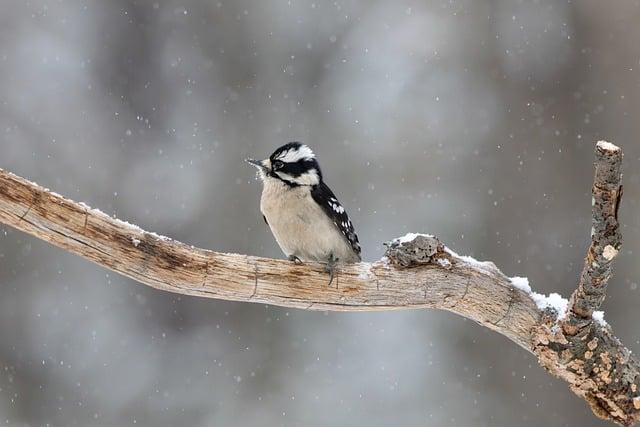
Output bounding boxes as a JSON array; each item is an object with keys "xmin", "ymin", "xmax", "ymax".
[{"xmin": 1, "ymin": 0, "xmax": 640, "ymax": 425}]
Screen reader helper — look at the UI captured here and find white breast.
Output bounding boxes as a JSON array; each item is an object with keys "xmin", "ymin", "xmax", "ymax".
[{"xmin": 260, "ymin": 178, "xmax": 359, "ymax": 263}]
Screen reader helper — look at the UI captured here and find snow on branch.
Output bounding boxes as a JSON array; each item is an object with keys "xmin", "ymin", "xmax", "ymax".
[{"xmin": 0, "ymin": 141, "xmax": 637, "ymax": 425}]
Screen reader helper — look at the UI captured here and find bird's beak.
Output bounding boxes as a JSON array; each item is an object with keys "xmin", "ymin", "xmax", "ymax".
[{"xmin": 245, "ymin": 158, "xmax": 268, "ymax": 171}]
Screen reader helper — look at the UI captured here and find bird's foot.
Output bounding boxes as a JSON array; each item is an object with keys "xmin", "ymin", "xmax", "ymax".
[
  {"xmin": 325, "ymin": 254, "xmax": 339, "ymax": 288},
  {"xmin": 288, "ymin": 255, "xmax": 303, "ymax": 265}
]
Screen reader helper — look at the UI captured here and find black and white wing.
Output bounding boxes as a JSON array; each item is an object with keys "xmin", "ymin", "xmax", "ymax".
[{"xmin": 310, "ymin": 181, "xmax": 361, "ymax": 260}]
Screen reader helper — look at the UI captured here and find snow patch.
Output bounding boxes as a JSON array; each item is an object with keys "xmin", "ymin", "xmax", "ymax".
[
  {"xmin": 395, "ymin": 232, "xmax": 434, "ymax": 243},
  {"xmin": 47, "ymin": 190, "xmax": 63, "ymax": 199},
  {"xmin": 531, "ymin": 292, "xmax": 569, "ymax": 317},
  {"xmin": 86, "ymin": 205, "xmax": 144, "ymax": 232},
  {"xmin": 510, "ymin": 276, "xmax": 531, "ymax": 293},
  {"xmin": 82, "ymin": 204, "xmax": 172, "ymax": 241},
  {"xmin": 459, "ymin": 255, "xmax": 484, "ymax": 266},
  {"xmin": 357, "ymin": 263, "xmax": 374, "ymax": 280},
  {"xmin": 446, "ymin": 247, "xmax": 499, "ymax": 275},
  {"xmin": 510, "ymin": 276, "xmax": 568, "ymax": 317},
  {"xmin": 147, "ymin": 231, "xmax": 172, "ymax": 241},
  {"xmin": 592, "ymin": 310, "xmax": 608, "ymax": 327},
  {"xmin": 114, "ymin": 218, "xmax": 144, "ymax": 233},
  {"xmin": 596, "ymin": 140, "xmax": 620, "ymax": 152}
]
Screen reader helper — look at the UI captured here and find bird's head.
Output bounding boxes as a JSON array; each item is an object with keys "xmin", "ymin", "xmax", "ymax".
[{"xmin": 246, "ymin": 142, "xmax": 322, "ymax": 186}]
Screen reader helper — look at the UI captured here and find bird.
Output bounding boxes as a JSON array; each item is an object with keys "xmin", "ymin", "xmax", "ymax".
[{"xmin": 246, "ymin": 142, "xmax": 361, "ymax": 285}]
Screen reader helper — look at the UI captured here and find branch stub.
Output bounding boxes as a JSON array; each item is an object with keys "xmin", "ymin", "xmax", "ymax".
[{"xmin": 384, "ymin": 233, "xmax": 444, "ymax": 267}]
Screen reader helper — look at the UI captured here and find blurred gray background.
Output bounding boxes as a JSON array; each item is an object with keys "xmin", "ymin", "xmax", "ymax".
[{"xmin": 1, "ymin": 0, "xmax": 639, "ymax": 426}]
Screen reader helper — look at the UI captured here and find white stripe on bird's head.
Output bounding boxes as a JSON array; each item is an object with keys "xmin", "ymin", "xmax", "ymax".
[
  {"xmin": 275, "ymin": 144, "xmax": 315, "ymax": 163},
  {"xmin": 275, "ymin": 169, "xmax": 320, "ymax": 186}
]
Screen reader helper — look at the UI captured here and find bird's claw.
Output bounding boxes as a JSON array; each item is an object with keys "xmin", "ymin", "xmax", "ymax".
[
  {"xmin": 325, "ymin": 254, "xmax": 339, "ymax": 288},
  {"xmin": 288, "ymin": 255, "xmax": 303, "ymax": 265}
]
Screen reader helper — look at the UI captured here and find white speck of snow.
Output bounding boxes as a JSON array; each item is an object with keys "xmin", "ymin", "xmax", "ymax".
[
  {"xmin": 592, "ymin": 310, "xmax": 608, "ymax": 327},
  {"xmin": 596, "ymin": 140, "xmax": 620, "ymax": 152},
  {"xmin": 602, "ymin": 245, "xmax": 618, "ymax": 261}
]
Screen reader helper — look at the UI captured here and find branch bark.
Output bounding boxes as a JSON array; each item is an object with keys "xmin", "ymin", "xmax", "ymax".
[
  {"xmin": 566, "ymin": 141, "xmax": 624, "ymax": 326},
  {"xmin": 533, "ymin": 142, "xmax": 638, "ymax": 425},
  {"xmin": 0, "ymin": 141, "xmax": 637, "ymax": 425}
]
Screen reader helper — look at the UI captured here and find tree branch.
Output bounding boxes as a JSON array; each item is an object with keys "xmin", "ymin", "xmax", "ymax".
[
  {"xmin": 566, "ymin": 141, "xmax": 624, "ymax": 327},
  {"xmin": 0, "ymin": 141, "xmax": 638, "ymax": 425},
  {"xmin": 532, "ymin": 142, "xmax": 638, "ymax": 425}
]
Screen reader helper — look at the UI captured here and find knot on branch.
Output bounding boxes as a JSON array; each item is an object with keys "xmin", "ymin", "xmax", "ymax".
[{"xmin": 384, "ymin": 233, "xmax": 447, "ymax": 267}]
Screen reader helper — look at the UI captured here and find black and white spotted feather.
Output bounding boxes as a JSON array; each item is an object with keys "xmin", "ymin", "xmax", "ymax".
[{"xmin": 310, "ymin": 181, "xmax": 361, "ymax": 259}]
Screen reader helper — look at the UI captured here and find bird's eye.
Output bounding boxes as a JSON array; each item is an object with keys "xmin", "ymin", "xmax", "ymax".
[{"xmin": 273, "ymin": 160, "xmax": 284, "ymax": 170}]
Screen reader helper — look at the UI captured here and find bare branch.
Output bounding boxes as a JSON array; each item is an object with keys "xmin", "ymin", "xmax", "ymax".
[
  {"xmin": 566, "ymin": 140, "xmax": 624, "ymax": 328},
  {"xmin": 0, "ymin": 141, "xmax": 638, "ymax": 425},
  {"xmin": 0, "ymin": 168, "xmax": 538, "ymax": 348},
  {"xmin": 532, "ymin": 142, "xmax": 638, "ymax": 426}
]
